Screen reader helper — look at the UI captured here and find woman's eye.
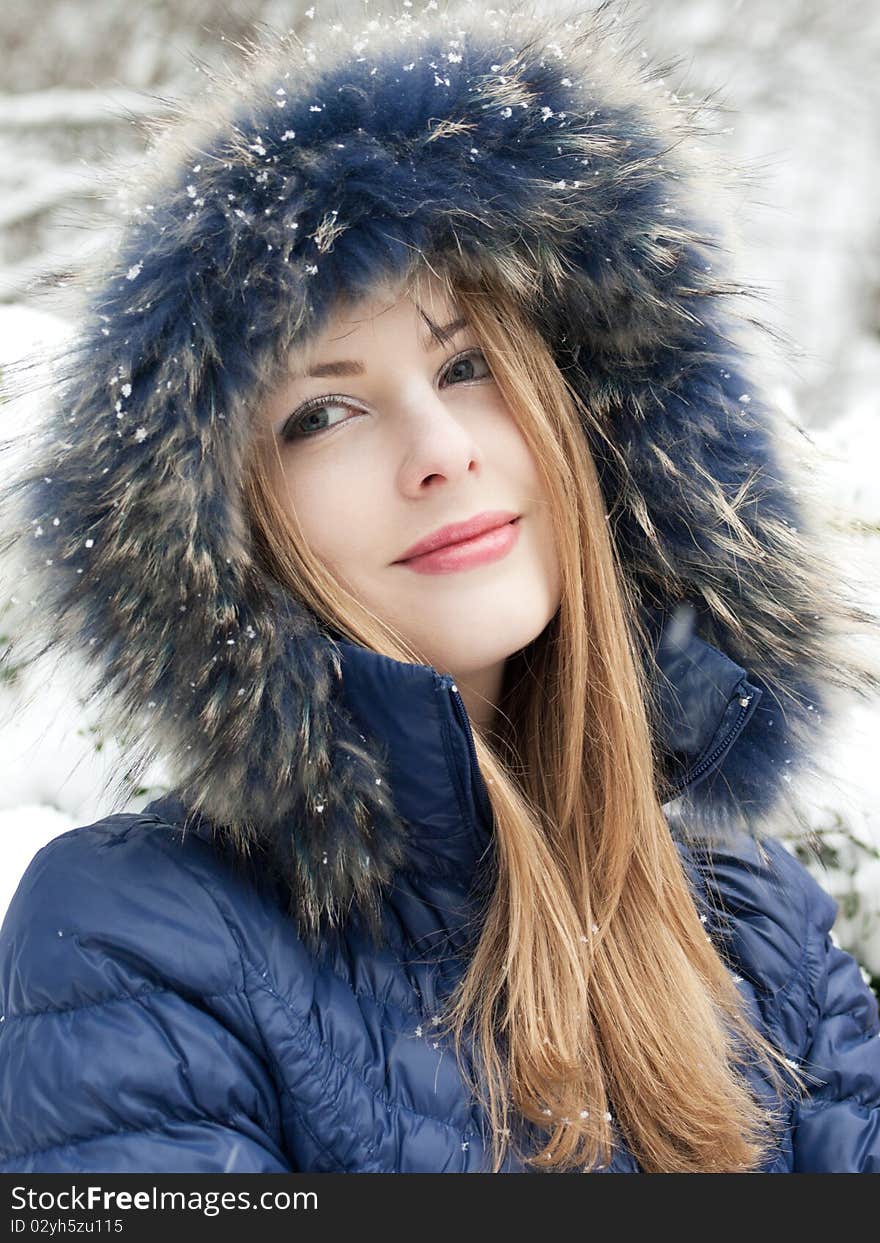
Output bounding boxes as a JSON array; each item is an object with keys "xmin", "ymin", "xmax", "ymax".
[
  {"xmin": 282, "ymin": 398, "xmax": 355, "ymax": 441},
  {"xmin": 442, "ymin": 348, "xmax": 491, "ymax": 386},
  {"xmin": 281, "ymin": 349, "xmax": 491, "ymax": 442}
]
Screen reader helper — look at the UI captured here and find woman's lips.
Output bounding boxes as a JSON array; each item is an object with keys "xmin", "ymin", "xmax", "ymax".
[{"xmin": 396, "ymin": 516, "xmax": 522, "ymax": 574}]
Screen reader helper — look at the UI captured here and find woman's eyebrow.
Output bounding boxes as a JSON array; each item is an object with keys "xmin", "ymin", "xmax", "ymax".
[{"xmin": 292, "ymin": 316, "xmax": 469, "ymax": 379}]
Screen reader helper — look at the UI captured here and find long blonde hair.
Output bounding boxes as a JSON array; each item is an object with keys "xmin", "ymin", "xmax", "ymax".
[{"xmin": 243, "ymin": 255, "xmax": 811, "ymax": 1173}]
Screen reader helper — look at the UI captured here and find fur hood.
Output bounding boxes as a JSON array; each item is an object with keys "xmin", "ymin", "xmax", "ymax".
[{"xmin": 1, "ymin": 0, "xmax": 873, "ymax": 946}]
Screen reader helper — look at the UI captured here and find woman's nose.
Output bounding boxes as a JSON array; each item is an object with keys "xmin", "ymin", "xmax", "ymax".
[{"xmin": 393, "ymin": 383, "xmax": 483, "ymax": 490}]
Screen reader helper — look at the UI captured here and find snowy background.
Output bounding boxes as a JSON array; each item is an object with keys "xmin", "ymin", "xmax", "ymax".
[{"xmin": 0, "ymin": 0, "xmax": 878, "ymax": 995}]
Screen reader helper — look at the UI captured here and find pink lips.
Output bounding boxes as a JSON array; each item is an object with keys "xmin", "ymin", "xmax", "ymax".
[{"xmin": 395, "ymin": 515, "xmax": 522, "ymax": 575}]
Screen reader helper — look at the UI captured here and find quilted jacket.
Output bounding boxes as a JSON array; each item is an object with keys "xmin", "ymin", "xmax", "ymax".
[{"xmin": 1, "ymin": 2, "xmax": 879, "ymax": 1173}]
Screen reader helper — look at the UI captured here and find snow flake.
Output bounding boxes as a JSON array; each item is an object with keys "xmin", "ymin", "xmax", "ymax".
[
  {"xmin": 321, "ymin": 850, "xmax": 329, "ymax": 864},
  {"xmin": 540, "ymin": 106, "xmax": 555, "ymax": 121},
  {"xmin": 738, "ymin": 393, "xmax": 751, "ymax": 404},
  {"xmin": 561, "ymin": 77, "xmax": 573, "ymax": 86},
  {"xmin": 281, "ymin": 130, "xmax": 296, "ymax": 141},
  {"xmin": 579, "ymin": 1109, "xmax": 589, "ymax": 1118},
  {"xmin": 305, "ymin": 6, "xmax": 315, "ymax": 16},
  {"xmin": 500, "ymin": 107, "xmax": 512, "ymax": 118},
  {"xmin": 403, "ymin": 62, "xmax": 415, "ymax": 71},
  {"xmin": 249, "ymin": 140, "xmax": 267, "ymax": 155},
  {"xmin": 186, "ymin": 184, "xmax": 197, "ymax": 198},
  {"xmin": 784, "ymin": 1057, "xmax": 799, "ymax": 1070},
  {"xmin": 121, "ymin": 383, "xmax": 132, "ymax": 398},
  {"xmin": 591, "ymin": 922, "xmax": 599, "ymax": 934},
  {"xmin": 126, "ymin": 262, "xmax": 143, "ymax": 281},
  {"xmin": 309, "ymin": 105, "xmax": 323, "ymax": 112},
  {"xmin": 52, "ymin": 517, "xmax": 60, "ymax": 526},
  {"xmin": 134, "ymin": 427, "xmax": 148, "ymax": 443},
  {"xmin": 446, "ymin": 52, "xmax": 462, "ymax": 63},
  {"xmin": 305, "ymin": 264, "xmax": 318, "ymax": 275},
  {"xmin": 375, "ymin": 777, "xmax": 382, "ymax": 786},
  {"xmin": 415, "ymin": 1024, "xmax": 423, "ymax": 1037},
  {"xmin": 461, "ymin": 1139, "xmax": 469, "ymax": 1151},
  {"xmin": 604, "ymin": 1111, "xmax": 612, "ymax": 1122}
]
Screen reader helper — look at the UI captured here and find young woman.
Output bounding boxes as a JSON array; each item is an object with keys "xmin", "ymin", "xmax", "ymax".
[{"xmin": 1, "ymin": 2, "xmax": 878, "ymax": 1174}]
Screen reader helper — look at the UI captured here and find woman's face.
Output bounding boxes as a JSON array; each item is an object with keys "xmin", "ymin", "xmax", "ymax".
[{"xmin": 260, "ymin": 274, "xmax": 562, "ymax": 730}]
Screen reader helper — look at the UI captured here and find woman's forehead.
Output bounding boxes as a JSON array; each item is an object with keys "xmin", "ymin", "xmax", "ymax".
[{"xmin": 286, "ymin": 280, "xmax": 463, "ymax": 375}]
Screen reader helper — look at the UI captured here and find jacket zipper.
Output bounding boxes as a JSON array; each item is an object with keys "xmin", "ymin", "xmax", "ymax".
[
  {"xmin": 665, "ymin": 680, "xmax": 760, "ymax": 798},
  {"xmin": 443, "ymin": 674, "xmax": 758, "ymax": 814},
  {"xmin": 442, "ymin": 675, "xmax": 494, "ymax": 831}
]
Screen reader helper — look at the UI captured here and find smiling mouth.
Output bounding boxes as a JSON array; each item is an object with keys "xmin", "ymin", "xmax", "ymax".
[{"xmin": 395, "ymin": 516, "xmax": 522, "ymax": 574}]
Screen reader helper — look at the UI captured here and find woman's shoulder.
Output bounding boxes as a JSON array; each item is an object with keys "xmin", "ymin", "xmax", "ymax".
[
  {"xmin": 0, "ymin": 807, "xmax": 301, "ymax": 1019},
  {"xmin": 0, "ymin": 811, "xmax": 302, "ymax": 1173},
  {"xmin": 676, "ymin": 830, "xmax": 839, "ymax": 1001},
  {"xmin": 677, "ymin": 832, "xmax": 880, "ymax": 1172}
]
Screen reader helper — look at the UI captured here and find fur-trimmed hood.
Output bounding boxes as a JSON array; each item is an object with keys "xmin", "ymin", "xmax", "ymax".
[{"xmin": 1, "ymin": 0, "xmax": 872, "ymax": 950}]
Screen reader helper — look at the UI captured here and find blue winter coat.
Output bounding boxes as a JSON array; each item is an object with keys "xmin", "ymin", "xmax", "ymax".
[{"xmin": 1, "ymin": 629, "xmax": 879, "ymax": 1173}]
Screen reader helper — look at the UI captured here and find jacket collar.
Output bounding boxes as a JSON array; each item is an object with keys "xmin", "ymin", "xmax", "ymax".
[
  {"xmin": 328, "ymin": 638, "xmax": 494, "ymax": 884},
  {"xmin": 146, "ymin": 607, "xmax": 760, "ymax": 893},
  {"xmin": 331, "ymin": 619, "xmax": 762, "ymax": 884}
]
